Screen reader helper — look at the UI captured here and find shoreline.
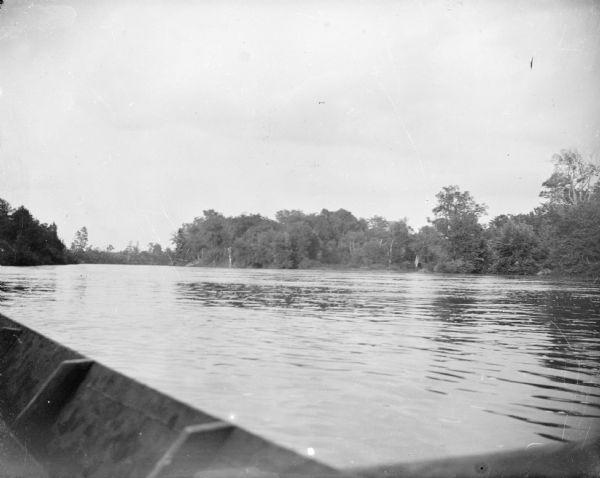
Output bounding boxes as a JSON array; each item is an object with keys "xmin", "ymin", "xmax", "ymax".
[{"xmin": 7, "ymin": 261, "xmax": 598, "ymax": 282}]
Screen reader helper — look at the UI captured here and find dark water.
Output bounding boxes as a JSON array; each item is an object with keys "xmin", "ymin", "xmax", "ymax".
[{"xmin": 0, "ymin": 265, "xmax": 599, "ymax": 467}]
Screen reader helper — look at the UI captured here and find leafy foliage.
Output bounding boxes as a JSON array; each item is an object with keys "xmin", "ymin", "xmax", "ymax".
[
  {"xmin": 487, "ymin": 217, "xmax": 547, "ymax": 274},
  {"xmin": 0, "ymin": 199, "xmax": 68, "ymax": 265},
  {"xmin": 71, "ymin": 226, "xmax": 89, "ymax": 252},
  {"xmin": 71, "ymin": 239, "xmax": 173, "ymax": 265},
  {"xmin": 172, "ymin": 209, "xmax": 414, "ymax": 269},
  {"xmin": 429, "ymin": 186, "xmax": 489, "ymax": 273},
  {"xmin": 540, "ymin": 150, "xmax": 599, "ymax": 206},
  {"xmin": 540, "ymin": 195, "xmax": 600, "ymax": 275},
  {"xmin": 534, "ymin": 150, "xmax": 600, "ymax": 275},
  {"xmin": 4, "ymin": 148, "xmax": 598, "ymax": 276},
  {"xmin": 169, "ymin": 150, "xmax": 598, "ymax": 277}
]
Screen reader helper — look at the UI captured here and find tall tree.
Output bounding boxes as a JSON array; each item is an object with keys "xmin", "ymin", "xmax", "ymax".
[
  {"xmin": 431, "ymin": 185, "xmax": 489, "ymax": 272},
  {"xmin": 71, "ymin": 227, "xmax": 89, "ymax": 252},
  {"xmin": 540, "ymin": 149, "xmax": 599, "ymax": 206},
  {"xmin": 537, "ymin": 151, "xmax": 600, "ymax": 275}
]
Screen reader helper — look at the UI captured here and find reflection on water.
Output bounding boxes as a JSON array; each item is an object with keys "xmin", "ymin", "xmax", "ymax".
[
  {"xmin": 0, "ymin": 265, "xmax": 599, "ymax": 467},
  {"xmin": 177, "ymin": 281, "xmax": 356, "ymax": 310}
]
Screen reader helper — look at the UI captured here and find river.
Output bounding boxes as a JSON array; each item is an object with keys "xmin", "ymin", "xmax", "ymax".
[{"xmin": 0, "ymin": 264, "xmax": 599, "ymax": 468}]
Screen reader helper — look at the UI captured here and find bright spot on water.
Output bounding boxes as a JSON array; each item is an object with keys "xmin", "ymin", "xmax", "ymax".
[
  {"xmin": 307, "ymin": 447, "xmax": 315, "ymax": 457},
  {"xmin": 228, "ymin": 413, "xmax": 236, "ymax": 421}
]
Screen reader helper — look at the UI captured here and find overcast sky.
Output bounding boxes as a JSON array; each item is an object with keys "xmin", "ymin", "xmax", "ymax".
[{"xmin": 1, "ymin": 0, "xmax": 599, "ymax": 249}]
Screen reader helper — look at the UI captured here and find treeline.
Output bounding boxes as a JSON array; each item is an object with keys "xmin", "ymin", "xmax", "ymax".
[
  {"xmin": 0, "ymin": 203, "xmax": 173, "ymax": 266},
  {"xmin": 172, "ymin": 209, "xmax": 413, "ymax": 269},
  {"xmin": 69, "ymin": 227, "xmax": 173, "ymax": 265},
  {"xmin": 0, "ymin": 199, "xmax": 68, "ymax": 265},
  {"xmin": 173, "ymin": 149, "xmax": 600, "ymax": 276},
  {"xmin": 484, "ymin": 149, "xmax": 600, "ymax": 276},
  {"xmin": 3, "ymin": 148, "xmax": 598, "ymax": 275}
]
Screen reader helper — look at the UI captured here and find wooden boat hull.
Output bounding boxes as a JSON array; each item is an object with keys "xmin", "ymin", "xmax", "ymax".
[{"xmin": 0, "ymin": 312, "xmax": 598, "ymax": 478}]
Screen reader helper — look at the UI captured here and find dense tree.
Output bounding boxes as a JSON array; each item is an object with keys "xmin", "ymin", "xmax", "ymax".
[
  {"xmin": 412, "ymin": 225, "xmax": 445, "ymax": 268},
  {"xmin": 172, "ymin": 210, "xmax": 232, "ymax": 265},
  {"xmin": 389, "ymin": 220, "xmax": 415, "ymax": 267},
  {"xmin": 0, "ymin": 198, "xmax": 68, "ymax": 266},
  {"xmin": 531, "ymin": 151, "xmax": 600, "ymax": 275},
  {"xmin": 17, "ymin": 146, "xmax": 591, "ymax": 276},
  {"xmin": 545, "ymin": 201, "xmax": 600, "ymax": 274},
  {"xmin": 170, "ymin": 207, "xmax": 415, "ymax": 269},
  {"xmin": 286, "ymin": 221, "xmax": 320, "ymax": 267},
  {"xmin": 350, "ymin": 217, "xmax": 414, "ymax": 268},
  {"xmin": 312, "ymin": 209, "xmax": 366, "ymax": 264},
  {"xmin": 430, "ymin": 186, "xmax": 489, "ymax": 273},
  {"xmin": 487, "ymin": 217, "xmax": 547, "ymax": 274},
  {"xmin": 232, "ymin": 223, "xmax": 290, "ymax": 268},
  {"xmin": 148, "ymin": 243, "xmax": 163, "ymax": 255},
  {"xmin": 362, "ymin": 216, "xmax": 390, "ymax": 265},
  {"xmin": 166, "ymin": 157, "xmax": 599, "ymax": 276},
  {"xmin": 72, "ymin": 240, "xmax": 173, "ymax": 265},
  {"xmin": 431, "ymin": 186, "xmax": 487, "ymax": 231}
]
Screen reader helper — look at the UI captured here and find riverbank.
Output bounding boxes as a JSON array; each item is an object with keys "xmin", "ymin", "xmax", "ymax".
[
  {"xmin": 9, "ymin": 259, "xmax": 598, "ymax": 282},
  {"xmin": 177, "ymin": 261, "xmax": 600, "ymax": 281}
]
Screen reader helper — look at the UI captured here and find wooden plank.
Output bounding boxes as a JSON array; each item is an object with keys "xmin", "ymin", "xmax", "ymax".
[
  {"xmin": 13, "ymin": 359, "xmax": 93, "ymax": 453},
  {"xmin": 0, "ymin": 417, "xmax": 48, "ymax": 478},
  {"xmin": 147, "ymin": 422, "xmax": 235, "ymax": 478},
  {"xmin": 0, "ymin": 327, "xmax": 22, "ymax": 356}
]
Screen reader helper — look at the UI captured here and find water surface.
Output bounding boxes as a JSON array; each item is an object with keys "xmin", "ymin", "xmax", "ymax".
[{"xmin": 1, "ymin": 265, "xmax": 599, "ymax": 467}]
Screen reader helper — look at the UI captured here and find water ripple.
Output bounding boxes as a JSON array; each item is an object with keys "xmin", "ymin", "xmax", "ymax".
[{"xmin": 0, "ymin": 265, "xmax": 598, "ymax": 467}]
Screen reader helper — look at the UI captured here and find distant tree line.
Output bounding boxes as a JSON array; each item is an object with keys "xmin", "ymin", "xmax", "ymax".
[
  {"xmin": 2, "ymin": 148, "xmax": 598, "ymax": 275},
  {"xmin": 0, "ymin": 199, "xmax": 68, "ymax": 265},
  {"xmin": 0, "ymin": 203, "xmax": 173, "ymax": 266},
  {"xmin": 172, "ymin": 209, "xmax": 414, "ymax": 270},
  {"xmin": 172, "ymin": 149, "xmax": 600, "ymax": 276},
  {"xmin": 69, "ymin": 227, "xmax": 173, "ymax": 265}
]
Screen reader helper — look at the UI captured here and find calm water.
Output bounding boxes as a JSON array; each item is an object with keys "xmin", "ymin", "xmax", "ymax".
[{"xmin": 1, "ymin": 264, "xmax": 599, "ymax": 468}]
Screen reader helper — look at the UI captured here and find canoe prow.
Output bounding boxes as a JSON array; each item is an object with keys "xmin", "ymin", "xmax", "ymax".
[{"xmin": 0, "ymin": 313, "xmax": 340, "ymax": 477}]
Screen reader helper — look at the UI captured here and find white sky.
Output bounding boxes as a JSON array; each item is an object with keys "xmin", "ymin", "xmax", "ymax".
[{"xmin": 1, "ymin": 0, "xmax": 599, "ymax": 249}]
